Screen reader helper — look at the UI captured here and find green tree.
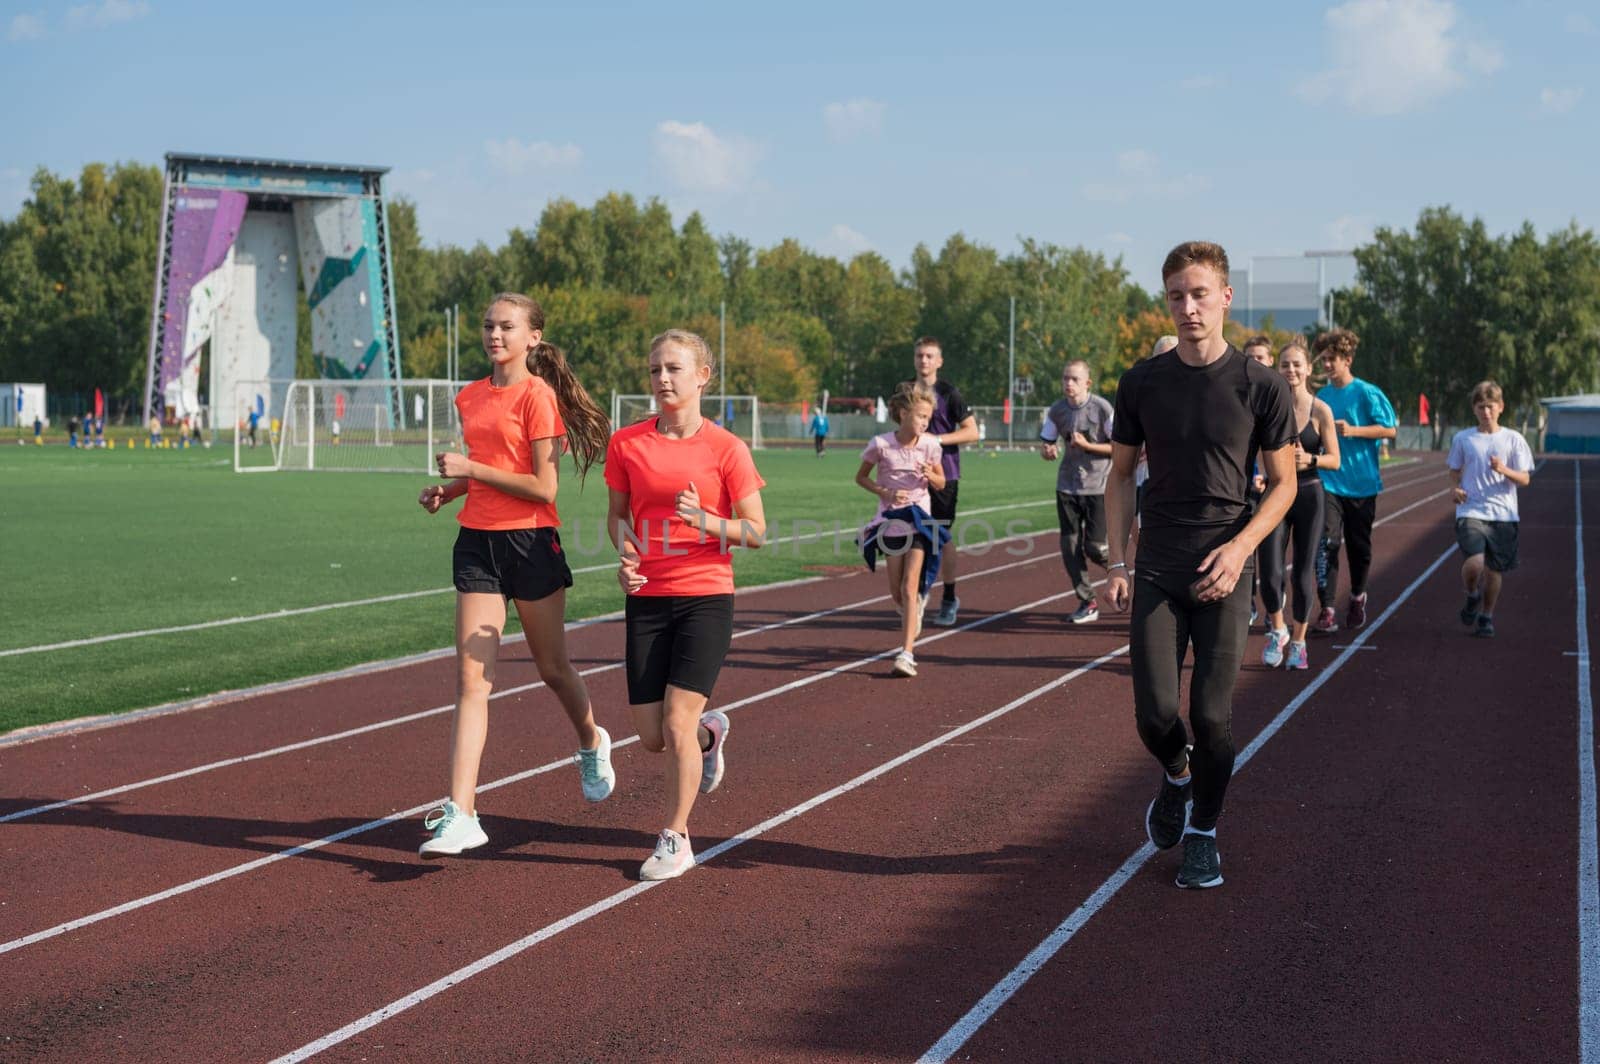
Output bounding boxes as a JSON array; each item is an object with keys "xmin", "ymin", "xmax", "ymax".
[{"xmin": 909, "ymin": 234, "xmax": 1008, "ymax": 404}]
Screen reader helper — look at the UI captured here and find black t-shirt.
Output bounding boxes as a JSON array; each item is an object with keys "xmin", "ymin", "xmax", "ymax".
[
  {"xmin": 1111, "ymin": 345, "xmax": 1295, "ymax": 573},
  {"xmin": 901, "ymin": 377, "xmax": 972, "ymax": 481}
]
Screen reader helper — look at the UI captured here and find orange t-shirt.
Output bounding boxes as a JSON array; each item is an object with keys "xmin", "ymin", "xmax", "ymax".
[
  {"xmin": 603, "ymin": 418, "xmax": 766, "ymax": 596},
  {"xmin": 454, "ymin": 375, "xmax": 565, "ymax": 530}
]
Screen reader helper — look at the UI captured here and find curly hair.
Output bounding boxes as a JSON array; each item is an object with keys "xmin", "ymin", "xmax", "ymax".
[{"xmin": 1311, "ymin": 328, "xmax": 1359, "ymax": 360}]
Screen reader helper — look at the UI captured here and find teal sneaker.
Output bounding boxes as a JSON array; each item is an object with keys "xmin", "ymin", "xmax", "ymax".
[
  {"xmin": 575, "ymin": 725, "xmax": 616, "ymax": 803},
  {"xmin": 1262, "ymin": 628, "xmax": 1289, "ymax": 668},
  {"xmin": 418, "ymin": 799, "xmax": 488, "ymax": 857}
]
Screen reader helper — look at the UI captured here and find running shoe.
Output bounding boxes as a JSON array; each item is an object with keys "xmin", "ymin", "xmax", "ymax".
[
  {"xmin": 1286, "ymin": 641, "xmax": 1309, "ymax": 671},
  {"xmin": 1345, "ymin": 592, "xmax": 1368, "ymax": 629},
  {"xmin": 418, "ymin": 799, "xmax": 488, "ymax": 857},
  {"xmin": 1071, "ymin": 598, "xmax": 1100, "ymax": 625},
  {"xmin": 1175, "ymin": 832, "xmax": 1223, "ymax": 889},
  {"xmin": 575, "ymin": 725, "xmax": 616, "ymax": 803},
  {"xmin": 1313, "ymin": 607, "xmax": 1339, "ymax": 635},
  {"xmin": 639, "ymin": 828, "xmax": 694, "ymax": 881},
  {"xmin": 932, "ymin": 596, "xmax": 960, "ymax": 627},
  {"xmin": 699, "ymin": 710, "xmax": 729, "ymax": 794},
  {"xmin": 1459, "ymin": 592, "xmax": 1482, "ymax": 627},
  {"xmin": 892, "ymin": 650, "xmax": 917, "ymax": 677},
  {"xmin": 1249, "ymin": 601, "xmax": 1259, "ymax": 628},
  {"xmin": 1145, "ymin": 773, "xmax": 1192, "ymax": 851},
  {"xmin": 1262, "ymin": 628, "xmax": 1289, "ymax": 668},
  {"xmin": 1475, "ymin": 614, "xmax": 1496, "ymax": 638}
]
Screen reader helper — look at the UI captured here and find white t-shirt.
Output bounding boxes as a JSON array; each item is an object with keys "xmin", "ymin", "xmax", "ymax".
[{"xmin": 1447, "ymin": 426, "xmax": 1533, "ymax": 522}]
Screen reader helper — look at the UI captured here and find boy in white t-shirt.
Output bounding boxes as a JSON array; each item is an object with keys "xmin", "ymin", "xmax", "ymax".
[{"xmin": 1446, "ymin": 380, "xmax": 1534, "ymax": 638}]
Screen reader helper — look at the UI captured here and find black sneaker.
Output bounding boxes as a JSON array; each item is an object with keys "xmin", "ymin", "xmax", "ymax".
[
  {"xmin": 1475, "ymin": 614, "xmax": 1496, "ymax": 638},
  {"xmin": 1145, "ymin": 775, "xmax": 1191, "ymax": 850},
  {"xmin": 1070, "ymin": 598, "xmax": 1100, "ymax": 625},
  {"xmin": 1459, "ymin": 593, "xmax": 1481, "ymax": 627},
  {"xmin": 1175, "ymin": 833, "xmax": 1223, "ymax": 889}
]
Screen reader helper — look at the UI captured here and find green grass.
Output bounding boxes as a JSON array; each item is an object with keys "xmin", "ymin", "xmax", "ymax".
[{"xmin": 0, "ymin": 445, "xmax": 1056, "ymax": 732}]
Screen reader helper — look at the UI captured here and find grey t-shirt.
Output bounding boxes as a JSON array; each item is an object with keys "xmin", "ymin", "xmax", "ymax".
[{"xmin": 1041, "ymin": 394, "xmax": 1114, "ymax": 494}]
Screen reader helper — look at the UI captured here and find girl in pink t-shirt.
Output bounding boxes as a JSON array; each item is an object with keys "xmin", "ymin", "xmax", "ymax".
[{"xmin": 855, "ymin": 381, "xmax": 947, "ymax": 677}]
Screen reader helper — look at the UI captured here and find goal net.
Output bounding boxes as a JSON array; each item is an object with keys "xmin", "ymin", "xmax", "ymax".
[
  {"xmin": 610, "ymin": 394, "xmax": 762, "ymax": 448},
  {"xmin": 233, "ymin": 379, "xmax": 463, "ymax": 473}
]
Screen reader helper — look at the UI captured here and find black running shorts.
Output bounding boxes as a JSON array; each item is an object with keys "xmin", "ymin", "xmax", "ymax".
[
  {"xmin": 1455, "ymin": 517, "xmax": 1519, "ymax": 573},
  {"xmin": 928, "ymin": 480, "xmax": 959, "ymax": 524},
  {"xmin": 624, "ymin": 594, "xmax": 735, "ymax": 704},
  {"xmin": 452, "ymin": 527, "xmax": 574, "ymax": 601}
]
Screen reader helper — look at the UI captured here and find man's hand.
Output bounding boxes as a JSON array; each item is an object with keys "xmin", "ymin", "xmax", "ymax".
[
  {"xmin": 1488, "ymin": 454, "xmax": 1507, "ymax": 476},
  {"xmin": 1193, "ymin": 540, "xmax": 1251, "ymax": 603},
  {"xmin": 1334, "ymin": 419, "xmax": 1351, "ymax": 438},
  {"xmin": 1452, "ymin": 486, "xmax": 1468, "ymax": 504},
  {"xmin": 1042, "ymin": 443, "xmax": 1059, "ymax": 461},
  {"xmin": 1069, "ymin": 430, "xmax": 1089, "ymax": 450},
  {"xmin": 1107, "ymin": 570, "xmax": 1130, "ymax": 612}
]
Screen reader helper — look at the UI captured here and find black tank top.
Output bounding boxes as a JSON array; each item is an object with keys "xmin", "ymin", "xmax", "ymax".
[{"xmin": 1297, "ymin": 415, "xmax": 1323, "ymax": 485}]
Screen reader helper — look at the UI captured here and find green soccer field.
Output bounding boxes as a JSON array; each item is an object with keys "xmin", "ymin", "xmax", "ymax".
[{"xmin": 0, "ymin": 444, "xmax": 1058, "ymax": 733}]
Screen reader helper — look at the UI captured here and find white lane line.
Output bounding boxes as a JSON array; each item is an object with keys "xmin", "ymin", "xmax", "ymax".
[
  {"xmin": 0, "ymin": 570, "xmax": 1074, "ymax": 956},
  {"xmin": 0, "ymin": 499, "xmax": 1054, "ymax": 659},
  {"xmin": 1574, "ymin": 462, "xmax": 1599, "ymax": 1064},
  {"xmin": 0, "ymin": 543, "xmax": 1058, "ymax": 822},
  {"xmin": 919, "ymin": 545, "xmax": 1460, "ymax": 1063},
  {"xmin": 272, "ymin": 639, "xmax": 1129, "ymax": 1064}
]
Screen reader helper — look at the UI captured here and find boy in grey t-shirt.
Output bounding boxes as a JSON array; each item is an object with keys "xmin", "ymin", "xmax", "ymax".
[{"xmin": 1040, "ymin": 360, "xmax": 1115, "ymax": 622}]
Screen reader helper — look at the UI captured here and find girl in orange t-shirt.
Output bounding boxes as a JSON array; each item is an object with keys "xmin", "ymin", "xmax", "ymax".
[
  {"xmin": 414, "ymin": 293, "xmax": 614, "ymax": 858},
  {"xmin": 604, "ymin": 329, "xmax": 767, "ymax": 881}
]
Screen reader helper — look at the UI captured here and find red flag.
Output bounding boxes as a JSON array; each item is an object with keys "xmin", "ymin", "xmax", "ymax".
[
  {"xmin": 1418, "ymin": 393, "xmax": 1430, "ymax": 426},
  {"xmin": 94, "ymin": 388, "xmax": 104, "ymax": 419},
  {"xmin": 1003, "ymin": 397, "xmax": 1013, "ymax": 425},
  {"xmin": 334, "ymin": 393, "xmax": 346, "ymax": 420},
  {"xmin": 800, "ymin": 401, "xmax": 809, "ymax": 421}
]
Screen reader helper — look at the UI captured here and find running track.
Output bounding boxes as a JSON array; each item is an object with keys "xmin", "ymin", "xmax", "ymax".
[{"xmin": 1, "ymin": 453, "xmax": 1595, "ymax": 1062}]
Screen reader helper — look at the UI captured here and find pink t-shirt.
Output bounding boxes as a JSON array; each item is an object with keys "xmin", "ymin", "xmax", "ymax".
[{"xmin": 862, "ymin": 431, "xmax": 943, "ymax": 515}]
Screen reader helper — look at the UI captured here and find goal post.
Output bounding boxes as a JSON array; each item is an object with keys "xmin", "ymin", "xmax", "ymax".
[
  {"xmin": 233, "ymin": 378, "xmax": 463, "ymax": 473},
  {"xmin": 610, "ymin": 393, "xmax": 762, "ymax": 449}
]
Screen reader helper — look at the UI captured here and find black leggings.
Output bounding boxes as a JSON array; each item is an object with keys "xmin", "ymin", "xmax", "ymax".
[
  {"xmin": 1129, "ymin": 567, "xmax": 1251, "ymax": 832},
  {"xmin": 1259, "ymin": 480, "xmax": 1325, "ymax": 625},
  {"xmin": 1318, "ymin": 494, "xmax": 1377, "ymax": 606}
]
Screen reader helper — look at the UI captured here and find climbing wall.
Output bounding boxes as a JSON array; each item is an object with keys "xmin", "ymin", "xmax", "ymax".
[
  {"xmin": 292, "ymin": 197, "xmax": 390, "ymax": 380},
  {"xmin": 158, "ymin": 187, "xmax": 248, "ymax": 416},
  {"xmin": 212, "ymin": 211, "xmax": 298, "ymax": 425}
]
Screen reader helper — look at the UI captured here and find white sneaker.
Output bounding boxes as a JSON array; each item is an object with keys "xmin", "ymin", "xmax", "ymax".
[
  {"xmin": 892, "ymin": 650, "xmax": 917, "ymax": 677},
  {"xmin": 699, "ymin": 710, "xmax": 729, "ymax": 794},
  {"xmin": 418, "ymin": 799, "xmax": 488, "ymax": 857},
  {"xmin": 639, "ymin": 828, "xmax": 694, "ymax": 880},
  {"xmin": 575, "ymin": 725, "xmax": 616, "ymax": 802}
]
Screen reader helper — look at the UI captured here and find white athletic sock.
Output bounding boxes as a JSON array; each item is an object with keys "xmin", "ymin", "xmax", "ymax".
[
  {"xmin": 1165, "ymin": 770, "xmax": 1190, "ymax": 787},
  {"xmin": 1184, "ymin": 826, "xmax": 1217, "ymax": 839}
]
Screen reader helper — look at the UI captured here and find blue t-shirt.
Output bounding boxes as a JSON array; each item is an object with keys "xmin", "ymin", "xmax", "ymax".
[{"xmin": 1317, "ymin": 377, "xmax": 1396, "ymax": 498}]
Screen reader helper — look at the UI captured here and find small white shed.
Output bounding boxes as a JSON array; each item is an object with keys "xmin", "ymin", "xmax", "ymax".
[
  {"xmin": 0, "ymin": 383, "xmax": 47, "ymax": 429},
  {"xmin": 1540, "ymin": 394, "xmax": 1600, "ymax": 454}
]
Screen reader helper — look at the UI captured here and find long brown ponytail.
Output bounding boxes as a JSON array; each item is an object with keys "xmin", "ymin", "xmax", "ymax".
[{"xmin": 486, "ymin": 291, "xmax": 611, "ymax": 481}]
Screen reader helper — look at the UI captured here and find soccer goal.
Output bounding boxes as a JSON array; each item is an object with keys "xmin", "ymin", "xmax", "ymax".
[
  {"xmin": 610, "ymin": 393, "xmax": 763, "ymax": 448},
  {"xmin": 233, "ymin": 379, "xmax": 464, "ymax": 473}
]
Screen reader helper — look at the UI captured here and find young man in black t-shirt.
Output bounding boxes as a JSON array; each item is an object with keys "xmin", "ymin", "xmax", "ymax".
[
  {"xmin": 907, "ymin": 337, "xmax": 979, "ymax": 625},
  {"xmin": 1104, "ymin": 241, "xmax": 1297, "ymax": 890}
]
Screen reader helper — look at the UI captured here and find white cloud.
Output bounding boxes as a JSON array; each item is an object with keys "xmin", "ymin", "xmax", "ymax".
[
  {"xmin": 1081, "ymin": 149, "xmax": 1207, "ymax": 203},
  {"xmin": 1566, "ymin": 12, "xmax": 1595, "ymax": 35},
  {"xmin": 823, "ymin": 98, "xmax": 886, "ymax": 142},
  {"xmin": 8, "ymin": 13, "xmax": 46, "ymax": 40},
  {"xmin": 653, "ymin": 120, "xmax": 760, "ymax": 193},
  {"xmin": 65, "ymin": 0, "xmax": 150, "ymax": 30},
  {"xmin": 483, "ymin": 139, "xmax": 582, "ymax": 175},
  {"xmin": 1298, "ymin": 0, "xmax": 1501, "ymax": 115},
  {"xmin": 1539, "ymin": 87, "xmax": 1583, "ymax": 113},
  {"xmin": 821, "ymin": 223, "xmax": 873, "ymax": 257},
  {"xmin": 1326, "ymin": 214, "xmax": 1375, "ymax": 247}
]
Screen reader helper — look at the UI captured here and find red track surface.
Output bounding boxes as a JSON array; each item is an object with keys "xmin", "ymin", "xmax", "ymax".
[{"xmin": 2, "ymin": 453, "xmax": 1594, "ymax": 1062}]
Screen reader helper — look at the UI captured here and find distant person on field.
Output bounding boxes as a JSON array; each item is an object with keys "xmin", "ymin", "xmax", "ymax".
[
  {"xmin": 1312, "ymin": 328, "xmax": 1398, "ymax": 634},
  {"xmin": 1041, "ymin": 359, "xmax": 1114, "ymax": 625},
  {"xmin": 33, "ymin": 414, "xmax": 43, "ymax": 445},
  {"xmin": 247, "ymin": 408, "xmax": 261, "ymax": 448},
  {"xmin": 67, "ymin": 415, "xmax": 80, "ymax": 448},
  {"xmin": 810, "ymin": 407, "xmax": 830, "ymax": 456},
  {"xmin": 1240, "ymin": 335, "xmax": 1275, "ymax": 625},
  {"xmin": 416, "ymin": 292, "xmax": 616, "ymax": 860},
  {"xmin": 149, "ymin": 414, "xmax": 163, "ymax": 448},
  {"xmin": 94, "ymin": 415, "xmax": 106, "ymax": 448},
  {"xmin": 907, "ymin": 336, "xmax": 979, "ymax": 626},
  {"xmin": 1447, "ymin": 380, "xmax": 1533, "ymax": 639}
]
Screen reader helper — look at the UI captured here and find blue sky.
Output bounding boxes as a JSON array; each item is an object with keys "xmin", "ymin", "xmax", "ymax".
[{"xmin": 1, "ymin": 0, "xmax": 1592, "ymax": 292}]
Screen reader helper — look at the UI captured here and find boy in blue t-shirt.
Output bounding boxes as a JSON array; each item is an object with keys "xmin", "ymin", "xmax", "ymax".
[{"xmin": 1312, "ymin": 328, "xmax": 1397, "ymax": 633}]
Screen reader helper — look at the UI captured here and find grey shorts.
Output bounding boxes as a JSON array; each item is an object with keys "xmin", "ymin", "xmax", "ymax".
[{"xmin": 1455, "ymin": 517, "xmax": 1519, "ymax": 573}]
